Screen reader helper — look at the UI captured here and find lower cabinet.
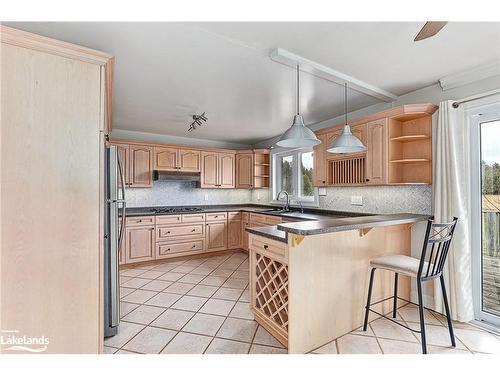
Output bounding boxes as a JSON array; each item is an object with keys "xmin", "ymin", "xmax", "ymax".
[
  {"xmin": 227, "ymin": 212, "xmax": 242, "ymax": 249},
  {"xmin": 205, "ymin": 220, "xmax": 228, "ymax": 251},
  {"xmin": 156, "ymin": 239, "xmax": 204, "ymax": 259},
  {"xmin": 124, "ymin": 226, "xmax": 156, "ymax": 264}
]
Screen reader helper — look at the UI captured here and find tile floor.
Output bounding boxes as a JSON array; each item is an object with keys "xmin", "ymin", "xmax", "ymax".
[{"xmin": 105, "ymin": 252, "xmax": 500, "ymax": 355}]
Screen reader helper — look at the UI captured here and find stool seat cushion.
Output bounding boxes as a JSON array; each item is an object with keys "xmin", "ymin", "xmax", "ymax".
[{"xmin": 370, "ymin": 255, "xmax": 430, "ymax": 277}]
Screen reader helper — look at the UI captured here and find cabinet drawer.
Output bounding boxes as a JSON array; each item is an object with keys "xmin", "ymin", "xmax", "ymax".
[
  {"xmin": 250, "ymin": 235, "xmax": 288, "ymax": 262},
  {"xmin": 249, "ymin": 213, "xmax": 268, "ymax": 225},
  {"xmin": 126, "ymin": 215, "xmax": 155, "ymax": 227},
  {"xmin": 157, "ymin": 239, "xmax": 204, "ymax": 257},
  {"xmin": 182, "ymin": 213, "xmax": 206, "ymax": 223},
  {"xmin": 156, "ymin": 215, "xmax": 182, "ymax": 225},
  {"xmin": 206, "ymin": 212, "xmax": 227, "ymax": 222},
  {"xmin": 228, "ymin": 211, "xmax": 242, "ymax": 221},
  {"xmin": 265, "ymin": 215, "xmax": 282, "ymax": 225},
  {"xmin": 157, "ymin": 224, "xmax": 204, "ymax": 240}
]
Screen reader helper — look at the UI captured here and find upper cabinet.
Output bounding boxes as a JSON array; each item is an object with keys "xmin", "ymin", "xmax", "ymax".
[
  {"xmin": 154, "ymin": 146, "xmax": 201, "ymax": 172},
  {"xmin": 129, "ymin": 145, "xmax": 154, "ymax": 187},
  {"xmin": 313, "ymin": 103, "xmax": 437, "ymax": 186},
  {"xmin": 179, "ymin": 149, "xmax": 201, "ymax": 172},
  {"xmin": 201, "ymin": 152, "xmax": 235, "ymax": 188},
  {"xmin": 236, "ymin": 152, "xmax": 254, "ymax": 189}
]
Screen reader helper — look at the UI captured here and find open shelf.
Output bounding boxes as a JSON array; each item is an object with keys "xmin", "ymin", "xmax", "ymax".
[
  {"xmin": 390, "ymin": 135, "xmax": 430, "ymax": 143},
  {"xmin": 253, "ymin": 150, "xmax": 270, "ymax": 188},
  {"xmin": 390, "ymin": 158, "xmax": 430, "ymax": 164},
  {"xmin": 254, "ymin": 163, "xmax": 270, "ymax": 166}
]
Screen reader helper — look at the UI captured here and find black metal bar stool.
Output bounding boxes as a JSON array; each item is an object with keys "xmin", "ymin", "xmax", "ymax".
[{"xmin": 362, "ymin": 216, "xmax": 459, "ymax": 354}]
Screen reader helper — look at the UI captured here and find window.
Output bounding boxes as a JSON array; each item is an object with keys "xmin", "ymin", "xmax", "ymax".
[{"xmin": 272, "ymin": 148, "xmax": 318, "ymax": 205}]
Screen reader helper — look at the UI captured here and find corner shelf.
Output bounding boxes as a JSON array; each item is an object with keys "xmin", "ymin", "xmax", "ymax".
[
  {"xmin": 253, "ymin": 150, "xmax": 270, "ymax": 188},
  {"xmin": 390, "ymin": 158, "xmax": 430, "ymax": 164}
]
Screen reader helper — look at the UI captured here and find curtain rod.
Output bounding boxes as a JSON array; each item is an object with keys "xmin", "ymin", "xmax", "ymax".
[{"xmin": 452, "ymin": 89, "xmax": 500, "ymax": 108}]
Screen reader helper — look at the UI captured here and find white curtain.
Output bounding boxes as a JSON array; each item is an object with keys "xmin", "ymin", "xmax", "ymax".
[{"xmin": 433, "ymin": 100, "xmax": 474, "ymax": 322}]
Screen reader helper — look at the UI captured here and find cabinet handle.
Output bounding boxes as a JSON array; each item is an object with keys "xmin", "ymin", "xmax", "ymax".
[
  {"xmin": 366, "ymin": 179, "xmax": 370, "ymax": 182},
  {"xmin": 263, "ymin": 245, "xmax": 269, "ymax": 250},
  {"xmin": 191, "ymin": 229, "xmax": 196, "ymax": 232},
  {"xmin": 138, "ymin": 219, "xmax": 142, "ymax": 223},
  {"xmin": 191, "ymin": 245, "xmax": 196, "ymax": 248},
  {"xmin": 166, "ymin": 231, "xmax": 171, "ymax": 234},
  {"xmin": 214, "ymin": 215, "xmax": 218, "ymax": 218},
  {"xmin": 167, "ymin": 248, "xmax": 171, "ymax": 251}
]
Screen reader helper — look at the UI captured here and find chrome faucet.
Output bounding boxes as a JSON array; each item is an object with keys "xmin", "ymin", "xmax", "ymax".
[{"xmin": 276, "ymin": 190, "xmax": 290, "ymax": 212}]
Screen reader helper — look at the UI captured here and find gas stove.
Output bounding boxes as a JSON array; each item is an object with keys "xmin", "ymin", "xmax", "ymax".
[{"xmin": 150, "ymin": 207, "xmax": 203, "ymax": 214}]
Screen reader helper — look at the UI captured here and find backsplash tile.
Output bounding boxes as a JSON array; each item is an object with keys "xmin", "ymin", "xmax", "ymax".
[{"xmin": 125, "ymin": 181, "xmax": 252, "ymax": 207}]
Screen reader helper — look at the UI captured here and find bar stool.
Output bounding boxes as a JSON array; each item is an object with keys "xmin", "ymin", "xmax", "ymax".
[{"xmin": 362, "ymin": 216, "xmax": 458, "ymax": 354}]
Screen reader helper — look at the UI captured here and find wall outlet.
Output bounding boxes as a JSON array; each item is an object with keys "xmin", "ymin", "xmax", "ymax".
[
  {"xmin": 257, "ymin": 192, "xmax": 260, "ymax": 201},
  {"xmin": 204, "ymin": 194, "xmax": 209, "ymax": 201},
  {"xmin": 318, "ymin": 187, "xmax": 327, "ymax": 196},
  {"xmin": 351, "ymin": 195, "xmax": 363, "ymax": 206}
]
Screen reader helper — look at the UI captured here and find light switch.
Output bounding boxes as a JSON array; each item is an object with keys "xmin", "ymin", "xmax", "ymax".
[
  {"xmin": 318, "ymin": 188, "xmax": 327, "ymax": 196},
  {"xmin": 351, "ymin": 195, "xmax": 363, "ymax": 206},
  {"xmin": 257, "ymin": 192, "xmax": 260, "ymax": 201},
  {"xmin": 204, "ymin": 194, "xmax": 209, "ymax": 201}
]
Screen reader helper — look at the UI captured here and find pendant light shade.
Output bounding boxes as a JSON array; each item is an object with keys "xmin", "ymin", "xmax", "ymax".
[
  {"xmin": 327, "ymin": 83, "xmax": 366, "ymax": 153},
  {"xmin": 276, "ymin": 65, "xmax": 321, "ymax": 148}
]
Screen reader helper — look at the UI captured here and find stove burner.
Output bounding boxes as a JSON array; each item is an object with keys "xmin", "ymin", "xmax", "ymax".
[{"xmin": 151, "ymin": 207, "xmax": 203, "ymax": 214}]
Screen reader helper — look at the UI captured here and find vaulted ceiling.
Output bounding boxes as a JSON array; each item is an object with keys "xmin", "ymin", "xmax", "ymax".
[{"xmin": 6, "ymin": 22, "xmax": 500, "ymax": 144}]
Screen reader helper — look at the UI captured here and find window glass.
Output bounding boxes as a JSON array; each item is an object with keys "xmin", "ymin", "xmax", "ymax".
[
  {"xmin": 281, "ymin": 154, "xmax": 295, "ymax": 196},
  {"xmin": 300, "ymin": 151, "xmax": 314, "ymax": 198}
]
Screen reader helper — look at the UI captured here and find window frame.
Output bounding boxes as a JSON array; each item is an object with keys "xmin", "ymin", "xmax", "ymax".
[{"xmin": 271, "ymin": 147, "xmax": 319, "ymax": 207}]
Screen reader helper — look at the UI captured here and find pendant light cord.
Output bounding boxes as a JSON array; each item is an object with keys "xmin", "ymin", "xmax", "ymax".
[
  {"xmin": 297, "ymin": 64, "xmax": 300, "ymax": 115},
  {"xmin": 344, "ymin": 82, "xmax": 348, "ymax": 126}
]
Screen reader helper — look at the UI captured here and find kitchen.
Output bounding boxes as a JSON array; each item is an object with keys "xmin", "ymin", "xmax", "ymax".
[{"xmin": 2, "ymin": 14, "xmax": 500, "ymax": 361}]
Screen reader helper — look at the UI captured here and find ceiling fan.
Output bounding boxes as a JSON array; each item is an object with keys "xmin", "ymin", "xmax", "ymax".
[
  {"xmin": 414, "ymin": 22, "xmax": 448, "ymax": 41},
  {"xmin": 187, "ymin": 112, "xmax": 207, "ymax": 132}
]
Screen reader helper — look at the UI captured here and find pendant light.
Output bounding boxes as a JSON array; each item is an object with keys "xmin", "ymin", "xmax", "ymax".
[
  {"xmin": 326, "ymin": 83, "xmax": 366, "ymax": 153},
  {"xmin": 275, "ymin": 64, "xmax": 321, "ymax": 148}
]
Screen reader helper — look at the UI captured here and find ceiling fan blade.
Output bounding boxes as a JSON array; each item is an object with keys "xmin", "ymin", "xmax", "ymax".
[{"xmin": 414, "ymin": 21, "xmax": 448, "ymax": 41}]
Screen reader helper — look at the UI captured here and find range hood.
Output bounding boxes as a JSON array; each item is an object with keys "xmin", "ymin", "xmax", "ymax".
[{"xmin": 153, "ymin": 170, "xmax": 200, "ymax": 182}]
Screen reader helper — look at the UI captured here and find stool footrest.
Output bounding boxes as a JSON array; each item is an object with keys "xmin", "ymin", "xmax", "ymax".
[{"xmin": 366, "ymin": 308, "xmax": 422, "ymax": 334}]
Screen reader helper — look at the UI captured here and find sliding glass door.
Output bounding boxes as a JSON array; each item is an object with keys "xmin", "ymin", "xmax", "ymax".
[{"xmin": 471, "ymin": 103, "xmax": 500, "ymax": 327}]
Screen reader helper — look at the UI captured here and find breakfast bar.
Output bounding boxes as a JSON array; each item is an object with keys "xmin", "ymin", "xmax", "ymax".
[{"xmin": 246, "ymin": 213, "xmax": 429, "ymax": 354}]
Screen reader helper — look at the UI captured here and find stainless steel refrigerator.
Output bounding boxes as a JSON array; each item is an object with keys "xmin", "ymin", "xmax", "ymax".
[{"xmin": 104, "ymin": 145, "xmax": 126, "ymax": 337}]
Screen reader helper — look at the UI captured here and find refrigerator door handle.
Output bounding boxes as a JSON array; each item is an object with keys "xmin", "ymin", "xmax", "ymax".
[{"xmin": 117, "ymin": 154, "xmax": 126, "ymax": 249}]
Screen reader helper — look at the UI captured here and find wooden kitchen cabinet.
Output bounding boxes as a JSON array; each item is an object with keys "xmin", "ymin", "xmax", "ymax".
[
  {"xmin": 155, "ymin": 147, "xmax": 201, "ymax": 172},
  {"xmin": 124, "ymin": 225, "xmax": 155, "ymax": 264},
  {"xmin": 129, "ymin": 145, "xmax": 153, "ymax": 187},
  {"xmin": 205, "ymin": 220, "xmax": 228, "ymax": 252},
  {"xmin": 201, "ymin": 152, "xmax": 235, "ymax": 188},
  {"xmin": 228, "ymin": 212, "xmax": 242, "ymax": 249},
  {"xmin": 313, "ymin": 133, "xmax": 328, "ymax": 186},
  {"xmin": 236, "ymin": 152, "xmax": 254, "ymax": 188},
  {"xmin": 112, "ymin": 143, "xmax": 130, "ymax": 188},
  {"xmin": 365, "ymin": 118, "xmax": 388, "ymax": 185},
  {"xmin": 179, "ymin": 149, "xmax": 201, "ymax": 172}
]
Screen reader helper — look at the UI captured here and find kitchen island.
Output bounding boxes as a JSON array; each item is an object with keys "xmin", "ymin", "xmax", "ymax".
[{"xmin": 246, "ymin": 213, "xmax": 429, "ymax": 354}]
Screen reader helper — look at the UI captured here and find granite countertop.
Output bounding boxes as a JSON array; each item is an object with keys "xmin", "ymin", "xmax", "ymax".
[{"xmin": 245, "ymin": 225, "xmax": 288, "ymax": 243}]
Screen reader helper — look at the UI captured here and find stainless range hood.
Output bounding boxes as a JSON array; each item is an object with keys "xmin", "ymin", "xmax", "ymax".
[{"xmin": 153, "ymin": 170, "xmax": 200, "ymax": 182}]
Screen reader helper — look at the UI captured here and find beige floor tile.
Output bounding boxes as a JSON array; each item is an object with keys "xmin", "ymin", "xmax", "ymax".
[
  {"xmin": 370, "ymin": 317, "xmax": 418, "ymax": 342},
  {"xmin": 187, "ymin": 284, "xmax": 219, "ymax": 298},
  {"xmin": 312, "ymin": 340, "xmax": 338, "ymax": 354},
  {"xmin": 172, "ymin": 295, "xmax": 208, "ymax": 312},
  {"xmin": 407, "ymin": 323, "xmax": 467, "ymax": 349},
  {"xmin": 199, "ymin": 275, "xmax": 227, "ymax": 287},
  {"xmin": 428, "ymin": 346, "xmax": 472, "ymax": 354},
  {"xmin": 120, "ymin": 302, "xmax": 140, "ymax": 318},
  {"xmin": 120, "ymin": 287, "xmax": 136, "ymax": 298},
  {"xmin": 103, "ymin": 346, "xmax": 118, "ymax": 354},
  {"xmin": 210, "ymin": 268, "xmax": 234, "ymax": 278},
  {"xmin": 122, "ymin": 305, "xmax": 165, "ymax": 325},
  {"xmin": 189, "ymin": 266, "xmax": 214, "ymax": 276},
  {"xmin": 199, "ymin": 298, "xmax": 236, "ymax": 316},
  {"xmin": 115, "ymin": 349, "xmax": 139, "ymax": 354},
  {"xmin": 249, "ymin": 344, "xmax": 287, "ymax": 354},
  {"xmin": 121, "ymin": 289, "xmax": 158, "ymax": 304},
  {"xmin": 104, "ymin": 321, "xmax": 145, "ymax": 348},
  {"xmin": 138, "ymin": 270, "xmax": 166, "ymax": 280},
  {"xmin": 454, "ymin": 328, "xmax": 500, "ymax": 354},
  {"xmin": 397, "ymin": 304, "xmax": 442, "ymax": 325},
  {"xmin": 377, "ymin": 338, "xmax": 422, "ymax": 354},
  {"xmin": 122, "ymin": 277, "xmax": 150, "ymax": 289},
  {"xmin": 144, "ymin": 292, "xmax": 181, "ymax": 308},
  {"xmin": 182, "ymin": 259, "xmax": 206, "ymax": 267},
  {"xmin": 218, "ymin": 264, "xmax": 240, "ymax": 271},
  {"xmin": 222, "ymin": 278, "xmax": 248, "ymax": 289},
  {"xmin": 217, "ymin": 317, "xmax": 258, "ymax": 342},
  {"xmin": 119, "ymin": 276, "xmax": 132, "ymax": 285},
  {"xmin": 350, "ymin": 325, "xmax": 376, "ymax": 337},
  {"xmin": 337, "ymin": 334, "xmax": 382, "ymax": 354},
  {"xmin": 213, "ymin": 288, "xmax": 244, "ymax": 301},
  {"xmin": 178, "ymin": 273, "xmax": 206, "ymax": 284},
  {"xmin": 157, "ymin": 272, "xmax": 186, "ymax": 282},
  {"xmin": 131, "ymin": 264, "xmax": 158, "ymax": 271},
  {"xmin": 231, "ymin": 270, "xmax": 249, "ymax": 279},
  {"xmin": 151, "ymin": 309, "xmax": 194, "ymax": 331},
  {"xmin": 239, "ymin": 289, "xmax": 250, "ymax": 302},
  {"xmin": 253, "ymin": 326, "xmax": 284, "ymax": 348},
  {"xmin": 229, "ymin": 302, "xmax": 254, "ymax": 320},
  {"xmin": 151, "ymin": 263, "xmax": 178, "ymax": 272},
  {"xmin": 122, "ymin": 326, "xmax": 176, "ymax": 354},
  {"xmin": 141, "ymin": 279, "xmax": 172, "ymax": 292},
  {"xmin": 164, "ymin": 282, "xmax": 196, "ymax": 295},
  {"xmin": 433, "ymin": 313, "xmax": 483, "ymax": 331},
  {"xmin": 172, "ymin": 265, "xmax": 197, "ymax": 273},
  {"xmin": 161, "ymin": 332, "xmax": 212, "ymax": 354},
  {"xmin": 120, "ymin": 268, "xmax": 147, "ymax": 277},
  {"xmin": 205, "ymin": 338, "xmax": 250, "ymax": 354},
  {"xmin": 182, "ymin": 313, "xmax": 225, "ymax": 336}
]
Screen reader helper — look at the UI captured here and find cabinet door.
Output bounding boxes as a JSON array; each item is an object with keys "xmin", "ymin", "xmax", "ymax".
[
  {"xmin": 365, "ymin": 119, "xmax": 388, "ymax": 185},
  {"xmin": 129, "ymin": 145, "xmax": 153, "ymax": 187},
  {"xmin": 241, "ymin": 220, "xmax": 250, "ymax": 251},
  {"xmin": 111, "ymin": 143, "xmax": 130, "ymax": 187},
  {"xmin": 325, "ymin": 129, "xmax": 342, "ymax": 160},
  {"xmin": 205, "ymin": 221, "xmax": 227, "ymax": 251},
  {"xmin": 154, "ymin": 147, "xmax": 178, "ymax": 171},
  {"xmin": 219, "ymin": 153, "xmax": 235, "ymax": 188},
  {"xmin": 201, "ymin": 152, "xmax": 219, "ymax": 188},
  {"xmin": 179, "ymin": 149, "xmax": 201, "ymax": 172},
  {"xmin": 228, "ymin": 218, "xmax": 242, "ymax": 249},
  {"xmin": 236, "ymin": 153, "xmax": 254, "ymax": 188},
  {"xmin": 313, "ymin": 133, "xmax": 327, "ymax": 186},
  {"xmin": 124, "ymin": 226, "xmax": 155, "ymax": 264}
]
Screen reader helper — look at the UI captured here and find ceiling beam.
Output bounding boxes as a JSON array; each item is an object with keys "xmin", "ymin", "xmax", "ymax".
[{"xmin": 269, "ymin": 48, "xmax": 398, "ymax": 103}]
